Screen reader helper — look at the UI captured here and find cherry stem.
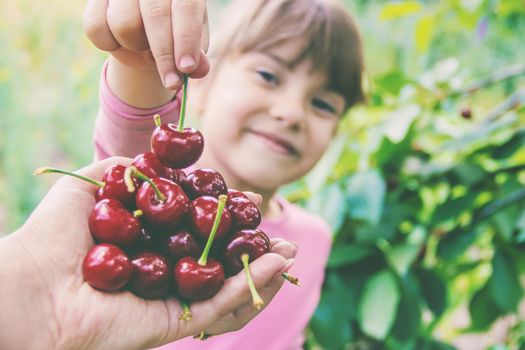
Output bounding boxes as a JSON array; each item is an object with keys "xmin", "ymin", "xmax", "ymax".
[
  {"xmin": 177, "ymin": 74, "xmax": 189, "ymax": 132},
  {"xmin": 33, "ymin": 167, "xmax": 104, "ymax": 188},
  {"xmin": 198, "ymin": 194, "xmax": 227, "ymax": 266},
  {"xmin": 179, "ymin": 301, "xmax": 192, "ymax": 321},
  {"xmin": 241, "ymin": 253, "xmax": 264, "ymax": 310},
  {"xmin": 281, "ymin": 272, "xmax": 301, "ymax": 286},
  {"xmin": 154, "ymin": 114, "xmax": 162, "ymax": 127},
  {"xmin": 127, "ymin": 166, "xmax": 166, "ymax": 202},
  {"xmin": 133, "ymin": 210, "xmax": 143, "ymax": 218}
]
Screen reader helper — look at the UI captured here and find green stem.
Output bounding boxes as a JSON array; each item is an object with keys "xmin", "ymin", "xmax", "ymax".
[
  {"xmin": 154, "ymin": 114, "xmax": 162, "ymax": 127},
  {"xmin": 241, "ymin": 253, "xmax": 264, "ymax": 309},
  {"xmin": 179, "ymin": 301, "xmax": 192, "ymax": 321},
  {"xmin": 33, "ymin": 167, "xmax": 104, "ymax": 188},
  {"xmin": 198, "ymin": 195, "xmax": 227, "ymax": 266},
  {"xmin": 127, "ymin": 166, "xmax": 166, "ymax": 202},
  {"xmin": 281, "ymin": 272, "xmax": 301, "ymax": 286},
  {"xmin": 177, "ymin": 74, "xmax": 189, "ymax": 132}
]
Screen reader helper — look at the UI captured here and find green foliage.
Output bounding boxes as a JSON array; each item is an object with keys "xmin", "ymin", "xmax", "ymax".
[
  {"xmin": 301, "ymin": 1, "xmax": 525, "ymax": 349},
  {"xmin": 1, "ymin": 0, "xmax": 525, "ymax": 349}
]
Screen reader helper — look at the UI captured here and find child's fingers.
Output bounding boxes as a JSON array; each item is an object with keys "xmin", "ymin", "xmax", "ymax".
[
  {"xmin": 172, "ymin": 0, "xmax": 207, "ymax": 74},
  {"xmin": 106, "ymin": 0, "xmax": 149, "ymax": 52},
  {"xmin": 83, "ymin": 0, "xmax": 120, "ymax": 52},
  {"xmin": 188, "ymin": 51, "xmax": 210, "ymax": 79},
  {"xmin": 139, "ymin": 0, "xmax": 181, "ymax": 90}
]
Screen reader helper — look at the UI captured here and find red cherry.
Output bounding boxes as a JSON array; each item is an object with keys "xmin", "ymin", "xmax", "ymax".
[
  {"xmin": 96, "ymin": 165, "xmax": 138, "ymax": 208},
  {"xmin": 227, "ymin": 192, "xmax": 261, "ymax": 230},
  {"xmin": 129, "ymin": 251, "xmax": 171, "ymax": 299},
  {"xmin": 151, "ymin": 124, "xmax": 204, "ymax": 169},
  {"xmin": 189, "ymin": 196, "xmax": 232, "ymax": 242},
  {"xmin": 82, "ymin": 243, "xmax": 132, "ymax": 292},
  {"xmin": 174, "ymin": 256, "xmax": 224, "ymax": 301},
  {"xmin": 183, "ymin": 168, "xmax": 227, "ymax": 199},
  {"xmin": 227, "ymin": 189, "xmax": 248, "ymax": 201},
  {"xmin": 34, "ymin": 165, "xmax": 138, "ymax": 208},
  {"xmin": 165, "ymin": 168, "xmax": 187, "ymax": 185},
  {"xmin": 222, "ymin": 229, "xmax": 270, "ymax": 275},
  {"xmin": 173, "ymin": 194, "xmax": 228, "ymax": 301},
  {"xmin": 162, "ymin": 229, "xmax": 202, "ymax": 261},
  {"xmin": 132, "ymin": 152, "xmax": 168, "ymax": 179},
  {"xmin": 460, "ymin": 107, "xmax": 472, "ymax": 120},
  {"xmin": 135, "ymin": 177, "xmax": 190, "ymax": 228},
  {"xmin": 88, "ymin": 199, "xmax": 142, "ymax": 247}
]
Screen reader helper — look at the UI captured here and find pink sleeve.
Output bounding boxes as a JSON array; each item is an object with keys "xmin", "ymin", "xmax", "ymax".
[{"xmin": 93, "ymin": 60, "xmax": 181, "ymax": 160}]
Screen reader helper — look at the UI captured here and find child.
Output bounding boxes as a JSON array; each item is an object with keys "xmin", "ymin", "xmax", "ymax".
[{"xmin": 88, "ymin": 0, "xmax": 364, "ymax": 348}]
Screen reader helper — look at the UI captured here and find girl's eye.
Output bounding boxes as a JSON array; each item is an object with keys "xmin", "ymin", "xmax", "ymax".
[
  {"xmin": 256, "ymin": 69, "xmax": 278, "ymax": 85},
  {"xmin": 312, "ymin": 98, "xmax": 337, "ymax": 115}
]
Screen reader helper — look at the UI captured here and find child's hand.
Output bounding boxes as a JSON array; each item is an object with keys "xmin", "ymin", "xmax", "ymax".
[
  {"xmin": 0, "ymin": 157, "xmax": 296, "ymax": 349},
  {"xmin": 83, "ymin": 0, "xmax": 210, "ymax": 90}
]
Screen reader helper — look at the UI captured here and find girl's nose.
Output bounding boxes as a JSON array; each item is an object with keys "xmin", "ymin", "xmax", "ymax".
[{"xmin": 270, "ymin": 99, "xmax": 305, "ymax": 132}]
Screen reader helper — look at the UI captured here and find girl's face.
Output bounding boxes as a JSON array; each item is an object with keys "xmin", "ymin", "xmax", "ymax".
[{"xmin": 195, "ymin": 40, "xmax": 345, "ymax": 192}]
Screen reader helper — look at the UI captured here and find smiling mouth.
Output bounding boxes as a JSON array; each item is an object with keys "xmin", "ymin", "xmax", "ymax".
[{"xmin": 248, "ymin": 130, "xmax": 300, "ymax": 157}]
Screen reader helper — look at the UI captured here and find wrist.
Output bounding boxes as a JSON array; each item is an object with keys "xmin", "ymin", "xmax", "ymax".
[
  {"xmin": 107, "ymin": 56, "xmax": 177, "ymax": 109},
  {"xmin": 0, "ymin": 232, "xmax": 57, "ymax": 349}
]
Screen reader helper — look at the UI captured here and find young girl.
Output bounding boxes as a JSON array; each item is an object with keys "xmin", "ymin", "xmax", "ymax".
[{"xmin": 88, "ymin": 0, "xmax": 364, "ymax": 348}]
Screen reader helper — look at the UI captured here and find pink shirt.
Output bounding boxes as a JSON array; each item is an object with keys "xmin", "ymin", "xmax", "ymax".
[{"xmin": 93, "ymin": 62, "xmax": 332, "ymax": 350}]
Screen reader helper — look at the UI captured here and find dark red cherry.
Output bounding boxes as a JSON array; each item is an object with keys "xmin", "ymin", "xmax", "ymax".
[
  {"xmin": 183, "ymin": 168, "xmax": 227, "ymax": 199},
  {"xmin": 174, "ymin": 256, "xmax": 224, "ymax": 301},
  {"xmin": 129, "ymin": 251, "xmax": 171, "ymax": 299},
  {"xmin": 89, "ymin": 199, "xmax": 142, "ymax": 247},
  {"xmin": 132, "ymin": 152, "xmax": 168, "ymax": 179},
  {"xmin": 165, "ymin": 168, "xmax": 187, "ymax": 185},
  {"xmin": 227, "ymin": 192, "xmax": 261, "ymax": 230},
  {"xmin": 227, "ymin": 189, "xmax": 248, "ymax": 201},
  {"xmin": 135, "ymin": 177, "xmax": 189, "ymax": 228},
  {"xmin": 82, "ymin": 243, "xmax": 132, "ymax": 291},
  {"xmin": 189, "ymin": 196, "xmax": 232, "ymax": 242},
  {"xmin": 162, "ymin": 229, "xmax": 202, "ymax": 261},
  {"xmin": 222, "ymin": 229, "xmax": 270, "ymax": 275},
  {"xmin": 96, "ymin": 165, "xmax": 138, "ymax": 208},
  {"xmin": 151, "ymin": 124, "xmax": 204, "ymax": 169}
]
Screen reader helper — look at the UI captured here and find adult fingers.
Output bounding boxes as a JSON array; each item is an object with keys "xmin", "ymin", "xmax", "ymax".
[
  {"xmin": 175, "ymin": 253, "xmax": 287, "ymax": 339},
  {"xmin": 52, "ymin": 156, "xmax": 132, "ymax": 194},
  {"xmin": 106, "ymin": 0, "xmax": 149, "ymax": 51},
  {"xmin": 139, "ymin": 0, "xmax": 180, "ymax": 90},
  {"xmin": 270, "ymin": 240, "xmax": 298, "ymax": 260},
  {"xmin": 83, "ymin": 0, "xmax": 120, "ymax": 51},
  {"xmin": 172, "ymin": 0, "xmax": 206, "ymax": 74}
]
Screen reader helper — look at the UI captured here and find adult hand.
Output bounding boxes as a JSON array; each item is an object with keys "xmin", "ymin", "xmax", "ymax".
[
  {"xmin": 0, "ymin": 157, "xmax": 296, "ymax": 350},
  {"xmin": 83, "ymin": 0, "xmax": 210, "ymax": 90}
]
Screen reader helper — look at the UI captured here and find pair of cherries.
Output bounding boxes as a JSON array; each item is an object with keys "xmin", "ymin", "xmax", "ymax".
[{"xmin": 35, "ymin": 75, "xmax": 298, "ymax": 315}]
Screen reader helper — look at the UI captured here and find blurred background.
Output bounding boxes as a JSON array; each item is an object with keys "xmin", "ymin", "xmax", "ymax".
[{"xmin": 0, "ymin": 0, "xmax": 524, "ymax": 349}]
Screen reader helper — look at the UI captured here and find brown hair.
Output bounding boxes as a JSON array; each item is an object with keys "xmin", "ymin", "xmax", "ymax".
[{"xmin": 209, "ymin": 0, "xmax": 365, "ymax": 110}]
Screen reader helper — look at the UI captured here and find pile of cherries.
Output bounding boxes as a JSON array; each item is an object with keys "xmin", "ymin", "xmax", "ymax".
[{"xmin": 35, "ymin": 76, "xmax": 297, "ymax": 316}]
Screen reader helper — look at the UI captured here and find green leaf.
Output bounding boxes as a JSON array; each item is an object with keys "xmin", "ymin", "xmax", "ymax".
[
  {"xmin": 431, "ymin": 192, "xmax": 478, "ymax": 225},
  {"xmin": 380, "ymin": 1, "xmax": 422, "ymax": 20},
  {"xmin": 391, "ymin": 273, "xmax": 421, "ymax": 342},
  {"xmin": 328, "ymin": 244, "xmax": 373, "ymax": 268},
  {"xmin": 493, "ymin": 206, "xmax": 520, "ymax": 242},
  {"xmin": 375, "ymin": 70, "xmax": 410, "ymax": 95},
  {"xmin": 346, "ymin": 170, "xmax": 386, "ymax": 225},
  {"xmin": 357, "ymin": 270, "xmax": 400, "ymax": 340},
  {"xmin": 307, "ymin": 182, "xmax": 347, "ymax": 233},
  {"xmin": 386, "ymin": 242, "xmax": 422, "ymax": 276},
  {"xmin": 415, "ymin": 15, "xmax": 435, "ymax": 53},
  {"xmin": 311, "ymin": 273, "xmax": 354, "ymax": 349},
  {"xmin": 488, "ymin": 249, "xmax": 523, "ymax": 313},
  {"xmin": 451, "ymin": 161, "xmax": 487, "ymax": 187},
  {"xmin": 469, "ymin": 284, "xmax": 502, "ymax": 330},
  {"xmin": 416, "ymin": 268, "xmax": 447, "ymax": 316},
  {"xmin": 436, "ymin": 227, "xmax": 479, "ymax": 260}
]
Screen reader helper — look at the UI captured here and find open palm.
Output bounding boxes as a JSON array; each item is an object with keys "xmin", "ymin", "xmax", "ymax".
[{"xmin": 2, "ymin": 157, "xmax": 293, "ymax": 350}]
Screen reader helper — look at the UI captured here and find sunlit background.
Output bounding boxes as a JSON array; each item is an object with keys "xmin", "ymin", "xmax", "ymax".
[{"xmin": 1, "ymin": 0, "xmax": 524, "ymax": 349}]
